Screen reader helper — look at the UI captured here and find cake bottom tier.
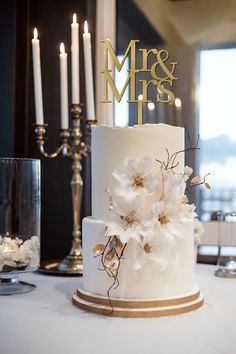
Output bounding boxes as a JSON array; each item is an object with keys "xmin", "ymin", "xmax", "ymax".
[
  {"xmin": 82, "ymin": 217, "xmax": 195, "ymax": 299},
  {"xmin": 73, "ymin": 285, "xmax": 204, "ymax": 318}
]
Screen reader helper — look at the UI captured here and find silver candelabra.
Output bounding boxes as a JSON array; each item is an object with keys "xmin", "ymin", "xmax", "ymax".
[{"xmin": 34, "ymin": 103, "xmax": 96, "ymax": 275}]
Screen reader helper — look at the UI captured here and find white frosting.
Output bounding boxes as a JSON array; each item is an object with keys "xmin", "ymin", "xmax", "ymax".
[
  {"xmin": 91, "ymin": 124, "xmax": 184, "ymax": 219},
  {"xmin": 82, "ymin": 217, "xmax": 195, "ymax": 299}
]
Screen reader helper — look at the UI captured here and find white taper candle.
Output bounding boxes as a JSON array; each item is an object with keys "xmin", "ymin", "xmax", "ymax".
[
  {"xmin": 71, "ymin": 13, "xmax": 80, "ymax": 103},
  {"xmin": 83, "ymin": 21, "xmax": 95, "ymax": 120},
  {"xmin": 32, "ymin": 28, "xmax": 44, "ymax": 125},
  {"xmin": 59, "ymin": 43, "xmax": 69, "ymax": 129}
]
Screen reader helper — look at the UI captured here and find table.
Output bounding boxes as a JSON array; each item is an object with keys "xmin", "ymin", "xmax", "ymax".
[{"xmin": 0, "ymin": 264, "xmax": 235, "ymax": 354}]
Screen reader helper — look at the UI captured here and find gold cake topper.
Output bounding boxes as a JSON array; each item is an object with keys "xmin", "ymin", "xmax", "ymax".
[{"xmin": 101, "ymin": 39, "xmax": 178, "ymax": 124}]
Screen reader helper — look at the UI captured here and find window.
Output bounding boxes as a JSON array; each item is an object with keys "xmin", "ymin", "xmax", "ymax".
[{"xmin": 199, "ymin": 48, "xmax": 236, "ymax": 220}]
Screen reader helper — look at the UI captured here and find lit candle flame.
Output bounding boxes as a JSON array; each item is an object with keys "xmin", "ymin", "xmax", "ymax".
[
  {"xmin": 84, "ymin": 20, "xmax": 88, "ymax": 34},
  {"xmin": 147, "ymin": 102, "xmax": 155, "ymax": 111},
  {"xmin": 174, "ymin": 97, "xmax": 182, "ymax": 108},
  {"xmin": 60, "ymin": 42, "xmax": 65, "ymax": 54},
  {"xmin": 73, "ymin": 13, "xmax": 77, "ymax": 24},
  {"xmin": 138, "ymin": 94, "xmax": 143, "ymax": 101},
  {"xmin": 33, "ymin": 28, "xmax": 38, "ymax": 39}
]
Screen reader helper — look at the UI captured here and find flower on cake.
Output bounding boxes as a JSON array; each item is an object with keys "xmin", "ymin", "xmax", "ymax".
[
  {"xmin": 184, "ymin": 165, "xmax": 193, "ymax": 179},
  {"xmin": 95, "ymin": 154, "xmax": 210, "ymax": 301},
  {"xmin": 112, "ymin": 156, "xmax": 159, "ymax": 199},
  {"xmin": 141, "ymin": 234, "xmax": 175, "ymax": 270},
  {"xmin": 179, "ymin": 202, "xmax": 197, "ymax": 220},
  {"xmin": 130, "ymin": 224, "xmax": 177, "ymax": 271},
  {"xmin": 105, "ymin": 195, "xmax": 151, "ymax": 243},
  {"xmin": 160, "ymin": 167, "xmax": 187, "ymax": 204},
  {"xmin": 193, "ymin": 218, "xmax": 204, "ymax": 247},
  {"xmin": 150, "ymin": 201, "xmax": 186, "ymax": 239},
  {"xmin": 132, "ymin": 242, "xmax": 168, "ymax": 271},
  {"xmin": 105, "ymin": 157, "xmax": 198, "ymax": 252}
]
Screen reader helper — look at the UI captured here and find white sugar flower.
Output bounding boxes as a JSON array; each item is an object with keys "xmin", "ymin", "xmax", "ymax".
[
  {"xmin": 141, "ymin": 241, "xmax": 168, "ymax": 270},
  {"xmin": 160, "ymin": 168, "xmax": 186, "ymax": 204},
  {"xmin": 184, "ymin": 166, "xmax": 193, "ymax": 179},
  {"xmin": 105, "ymin": 196, "xmax": 151, "ymax": 244},
  {"xmin": 193, "ymin": 218, "xmax": 204, "ymax": 246},
  {"xmin": 179, "ymin": 202, "xmax": 197, "ymax": 219},
  {"xmin": 131, "ymin": 229, "xmax": 176, "ymax": 271},
  {"xmin": 145, "ymin": 231, "xmax": 176, "ymax": 269},
  {"xmin": 151, "ymin": 201, "xmax": 186, "ymax": 239},
  {"xmin": 112, "ymin": 156, "xmax": 159, "ymax": 199}
]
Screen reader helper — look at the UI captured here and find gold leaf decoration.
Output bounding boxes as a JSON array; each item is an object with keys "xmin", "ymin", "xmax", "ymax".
[
  {"xmin": 190, "ymin": 176, "xmax": 201, "ymax": 186},
  {"xmin": 104, "ymin": 258, "xmax": 119, "ymax": 275},
  {"xmin": 111, "ymin": 268, "xmax": 118, "ymax": 276},
  {"xmin": 93, "ymin": 243, "xmax": 105, "ymax": 254},
  {"xmin": 110, "ymin": 260, "xmax": 119, "ymax": 276},
  {"xmin": 204, "ymin": 182, "xmax": 211, "ymax": 190},
  {"xmin": 105, "ymin": 249, "xmax": 116, "ymax": 261},
  {"xmin": 115, "ymin": 237, "xmax": 123, "ymax": 251}
]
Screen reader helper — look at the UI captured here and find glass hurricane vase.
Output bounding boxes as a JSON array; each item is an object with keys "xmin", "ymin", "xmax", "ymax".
[
  {"xmin": 0, "ymin": 158, "xmax": 40, "ymax": 295},
  {"xmin": 215, "ymin": 211, "xmax": 236, "ymax": 278}
]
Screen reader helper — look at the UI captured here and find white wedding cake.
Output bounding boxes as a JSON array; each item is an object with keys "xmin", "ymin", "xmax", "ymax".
[{"xmin": 73, "ymin": 123, "xmax": 204, "ymax": 316}]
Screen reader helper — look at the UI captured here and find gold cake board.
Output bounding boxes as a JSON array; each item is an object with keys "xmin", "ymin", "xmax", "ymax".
[{"xmin": 72, "ymin": 284, "xmax": 204, "ymax": 318}]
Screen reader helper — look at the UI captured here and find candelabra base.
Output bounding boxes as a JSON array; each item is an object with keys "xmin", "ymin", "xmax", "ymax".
[
  {"xmin": 39, "ymin": 257, "xmax": 83, "ymax": 276},
  {"xmin": 57, "ymin": 254, "xmax": 83, "ymax": 274}
]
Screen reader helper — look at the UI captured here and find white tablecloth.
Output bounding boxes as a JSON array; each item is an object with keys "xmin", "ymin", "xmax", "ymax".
[{"xmin": 0, "ymin": 264, "xmax": 235, "ymax": 354}]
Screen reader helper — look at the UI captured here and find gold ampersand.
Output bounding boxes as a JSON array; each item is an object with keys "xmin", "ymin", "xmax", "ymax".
[
  {"xmin": 101, "ymin": 39, "xmax": 179, "ymax": 124},
  {"xmin": 151, "ymin": 49, "xmax": 177, "ymax": 83}
]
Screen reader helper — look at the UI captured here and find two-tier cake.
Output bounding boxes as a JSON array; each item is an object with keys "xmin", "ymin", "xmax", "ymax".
[{"xmin": 73, "ymin": 124, "xmax": 204, "ymax": 317}]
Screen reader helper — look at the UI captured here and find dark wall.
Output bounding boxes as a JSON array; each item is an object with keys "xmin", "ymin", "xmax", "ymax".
[
  {"xmin": 0, "ymin": 1, "xmax": 15, "ymax": 156},
  {"xmin": 0, "ymin": 0, "xmax": 96, "ymax": 260}
]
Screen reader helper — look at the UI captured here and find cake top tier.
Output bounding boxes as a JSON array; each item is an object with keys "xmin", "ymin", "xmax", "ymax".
[
  {"xmin": 91, "ymin": 123, "xmax": 185, "ymax": 219},
  {"xmin": 92, "ymin": 123, "xmax": 183, "ymax": 132}
]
